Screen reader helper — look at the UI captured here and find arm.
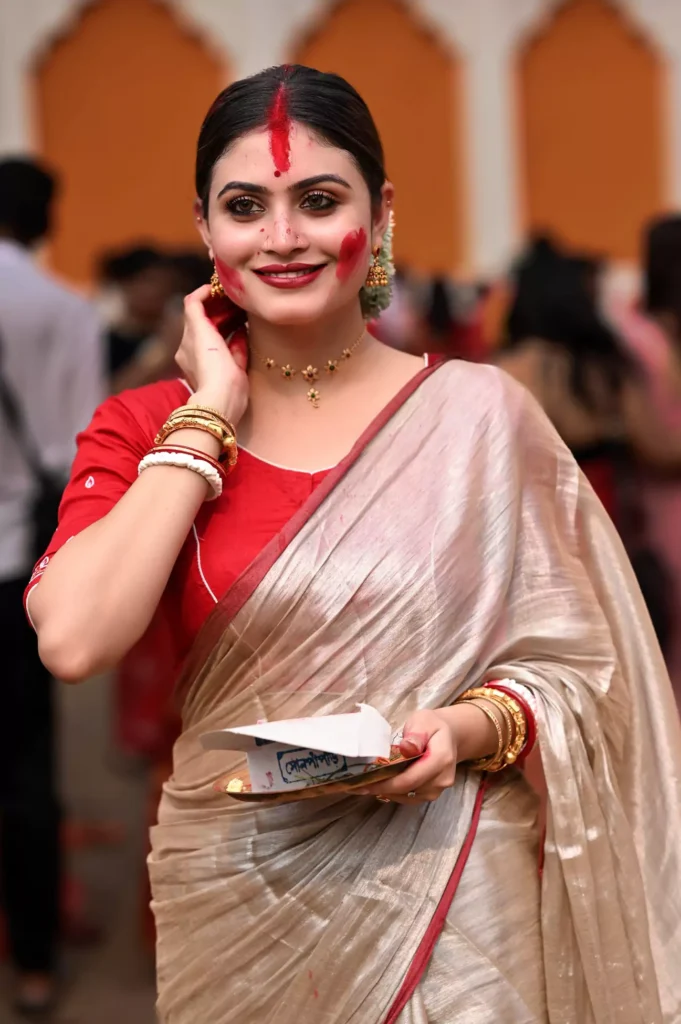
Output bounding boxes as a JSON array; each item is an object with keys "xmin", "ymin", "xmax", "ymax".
[
  {"xmin": 31, "ymin": 287, "xmax": 248, "ymax": 682},
  {"xmin": 32, "ymin": 423, "xmax": 222, "ymax": 681},
  {"xmin": 621, "ymin": 378, "xmax": 681, "ymax": 471}
]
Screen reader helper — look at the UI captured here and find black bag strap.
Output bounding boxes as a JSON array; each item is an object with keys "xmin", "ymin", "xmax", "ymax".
[{"xmin": 0, "ymin": 329, "xmax": 49, "ymax": 485}]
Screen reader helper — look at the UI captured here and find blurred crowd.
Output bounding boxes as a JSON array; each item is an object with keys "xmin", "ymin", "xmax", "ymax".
[
  {"xmin": 388, "ymin": 228, "xmax": 681, "ymax": 687},
  {"xmin": 2, "ymin": 153, "xmax": 681, "ymax": 1013}
]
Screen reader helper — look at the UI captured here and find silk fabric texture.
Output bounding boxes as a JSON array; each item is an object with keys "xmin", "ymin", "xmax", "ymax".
[{"xmin": 149, "ymin": 362, "xmax": 681, "ymax": 1023}]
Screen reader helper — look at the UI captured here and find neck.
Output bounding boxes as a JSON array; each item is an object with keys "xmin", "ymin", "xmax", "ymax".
[{"xmin": 247, "ymin": 304, "xmax": 367, "ymax": 371}]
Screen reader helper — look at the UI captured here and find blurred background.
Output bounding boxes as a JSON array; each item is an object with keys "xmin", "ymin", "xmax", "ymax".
[{"xmin": 2, "ymin": 0, "xmax": 681, "ymax": 1019}]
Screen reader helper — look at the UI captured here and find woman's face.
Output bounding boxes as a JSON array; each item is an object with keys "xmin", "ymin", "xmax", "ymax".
[{"xmin": 197, "ymin": 123, "xmax": 392, "ymax": 326}]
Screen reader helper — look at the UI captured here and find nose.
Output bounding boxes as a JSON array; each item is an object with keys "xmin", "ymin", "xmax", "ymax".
[{"xmin": 265, "ymin": 217, "xmax": 306, "ymax": 256}]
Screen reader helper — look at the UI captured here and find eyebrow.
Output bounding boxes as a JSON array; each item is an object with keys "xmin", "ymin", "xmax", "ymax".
[{"xmin": 216, "ymin": 174, "xmax": 352, "ymax": 200}]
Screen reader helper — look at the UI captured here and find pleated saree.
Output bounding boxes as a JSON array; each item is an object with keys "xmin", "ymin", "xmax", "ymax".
[{"xmin": 149, "ymin": 361, "xmax": 681, "ymax": 1023}]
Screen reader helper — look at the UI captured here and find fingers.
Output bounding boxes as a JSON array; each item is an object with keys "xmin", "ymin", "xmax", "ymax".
[
  {"xmin": 184, "ymin": 285, "xmax": 214, "ymax": 326},
  {"xmin": 357, "ymin": 722, "xmax": 456, "ymax": 802},
  {"xmin": 185, "ymin": 283, "xmax": 212, "ymax": 305}
]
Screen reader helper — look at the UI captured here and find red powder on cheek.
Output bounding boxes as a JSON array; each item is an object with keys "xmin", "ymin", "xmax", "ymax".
[
  {"xmin": 214, "ymin": 257, "xmax": 243, "ymax": 298},
  {"xmin": 336, "ymin": 228, "xmax": 367, "ymax": 282},
  {"xmin": 267, "ymin": 84, "xmax": 291, "ymax": 175}
]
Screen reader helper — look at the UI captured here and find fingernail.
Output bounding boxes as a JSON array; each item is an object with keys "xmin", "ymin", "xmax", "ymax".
[{"xmin": 402, "ymin": 733, "xmax": 427, "ymax": 754}]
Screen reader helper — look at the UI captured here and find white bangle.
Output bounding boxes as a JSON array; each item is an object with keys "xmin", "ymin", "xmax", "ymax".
[
  {"xmin": 137, "ymin": 451, "xmax": 223, "ymax": 499},
  {"xmin": 496, "ymin": 678, "xmax": 538, "ymax": 718}
]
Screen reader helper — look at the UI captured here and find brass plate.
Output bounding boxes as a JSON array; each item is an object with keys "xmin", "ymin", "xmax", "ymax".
[{"xmin": 216, "ymin": 751, "xmax": 420, "ymax": 805}]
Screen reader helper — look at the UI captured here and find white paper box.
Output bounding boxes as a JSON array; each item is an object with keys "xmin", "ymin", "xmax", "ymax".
[{"xmin": 201, "ymin": 703, "xmax": 393, "ymax": 793}]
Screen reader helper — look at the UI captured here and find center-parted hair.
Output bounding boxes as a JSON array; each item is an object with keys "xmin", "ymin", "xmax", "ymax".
[{"xmin": 195, "ymin": 65, "xmax": 386, "ymax": 216}]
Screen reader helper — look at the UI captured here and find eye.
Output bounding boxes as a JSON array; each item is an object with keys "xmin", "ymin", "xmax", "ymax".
[
  {"xmin": 300, "ymin": 190, "xmax": 337, "ymax": 212},
  {"xmin": 226, "ymin": 195, "xmax": 265, "ymax": 217}
]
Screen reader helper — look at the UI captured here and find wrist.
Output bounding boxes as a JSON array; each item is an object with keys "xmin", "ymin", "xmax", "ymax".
[
  {"xmin": 189, "ymin": 389, "xmax": 242, "ymax": 426},
  {"xmin": 435, "ymin": 703, "xmax": 499, "ymax": 764},
  {"xmin": 157, "ymin": 428, "xmax": 222, "ymax": 459}
]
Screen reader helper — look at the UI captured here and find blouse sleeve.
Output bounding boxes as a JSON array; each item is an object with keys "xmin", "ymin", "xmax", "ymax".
[{"xmin": 24, "ymin": 392, "xmax": 154, "ymax": 619}]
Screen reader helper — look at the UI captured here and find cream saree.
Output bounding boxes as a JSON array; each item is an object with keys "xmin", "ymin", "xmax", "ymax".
[{"xmin": 149, "ymin": 361, "xmax": 681, "ymax": 1023}]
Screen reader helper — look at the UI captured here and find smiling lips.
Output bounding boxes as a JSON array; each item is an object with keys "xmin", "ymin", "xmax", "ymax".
[{"xmin": 253, "ymin": 262, "xmax": 326, "ymax": 288}]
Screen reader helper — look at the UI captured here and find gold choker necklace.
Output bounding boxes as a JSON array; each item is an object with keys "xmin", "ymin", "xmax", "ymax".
[{"xmin": 252, "ymin": 328, "xmax": 366, "ymax": 408}]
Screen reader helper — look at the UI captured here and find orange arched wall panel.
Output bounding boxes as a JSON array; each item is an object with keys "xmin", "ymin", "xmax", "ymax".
[
  {"xmin": 518, "ymin": 0, "xmax": 665, "ymax": 260},
  {"xmin": 295, "ymin": 0, "xmax": 464, "ymax": 274},
  {"xmin": 34, "ymin": 0, "xmax": 225, "ymax": 284}
]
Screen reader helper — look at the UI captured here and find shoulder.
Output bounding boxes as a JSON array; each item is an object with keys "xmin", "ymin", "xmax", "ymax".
[
  {"xmin": 86, "ymin": 378, "xmax": 190, "ymax": 440},
  {"xmin": 429, "ymin": 358, "xmax": 529, "ymax": 410},
  {"xmin": 426, "ymin": 359, "xmax": 556, "ymax": 449},
  {"xmin": 27, "ymin": 263, "xmax": 96, "ymax": 320}
]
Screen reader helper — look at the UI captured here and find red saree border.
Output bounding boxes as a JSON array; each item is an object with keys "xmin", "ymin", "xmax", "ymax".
[
  {"xmin": 175, "ymin": 359, "xmax": 446, "ymax": 704},
  {"xmin": 382, "ymin": 777, "xmax": 488, "ymax": 1023}
]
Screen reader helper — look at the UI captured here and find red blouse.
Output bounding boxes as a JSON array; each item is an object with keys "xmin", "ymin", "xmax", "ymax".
[{"xmin": 24, "ymin": 378, "xmax": 330, "ymax": 667}]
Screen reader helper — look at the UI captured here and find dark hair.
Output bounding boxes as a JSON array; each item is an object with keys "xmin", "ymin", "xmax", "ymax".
[
  {"xmin": 642, "ymin": 215, "xmax": 681, "ymax": 336},
  {"xmin": 196, "ymin": 65, "xmax": 386, "ymax": 216},
  {"xmin": 0, "ymin": 158, "xmax": 56, "ymax": 246},
  {"xmin": 426, "ymin": 277, "xmax": 455, "ymax": 339},
  {"xmin": 168, "ymin": 250, "xmax": 214, "ymax": 294},
  {"xmin": 504, "ymin": 236, "xmax": 635, "ymax": 413},
  {"xmin": 99, "ymin": 245, "xmax": 166, "ymax": 284}
]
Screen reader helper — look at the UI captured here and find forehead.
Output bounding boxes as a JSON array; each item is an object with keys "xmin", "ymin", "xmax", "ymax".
[{"xmin": 210, "ymin": 123, "xmax": 362, "ymax": 192}]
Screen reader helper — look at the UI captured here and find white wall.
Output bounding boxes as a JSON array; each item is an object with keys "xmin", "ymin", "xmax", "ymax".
[{"xmin": 1, "ymin": 0, "xmax": 679, "ymax": 275}]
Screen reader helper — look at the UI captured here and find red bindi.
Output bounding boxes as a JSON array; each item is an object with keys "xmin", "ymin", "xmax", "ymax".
[
  {"xmin": 214, "ymin": 257, "xmax": 244, "ymax": 298},
  {"xmin": 267, "ymin": 83, "xmax": 291, "ymax": 175},
  {"xmin": 336, "ymin": 228, "xmax": 367, "ymax": 282}
]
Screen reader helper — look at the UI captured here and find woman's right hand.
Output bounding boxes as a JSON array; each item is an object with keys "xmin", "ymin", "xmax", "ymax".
[{"xmin": 175, "ymin": 284, "xmax": 250, "ymax": 424}]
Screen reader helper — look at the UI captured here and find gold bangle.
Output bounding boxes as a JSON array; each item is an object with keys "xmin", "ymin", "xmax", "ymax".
[
  {"xmin": 182, "ymin": 404, "xmax": 236, "ymax": 437},
  {"xmin": 462, "ymin": 698, "xmax": 505, "ymax": 772},
  {"xmin": 459, "ymin": 687, "xmax": 527, "ymax": 766},
  {"xmin": 476, "ymin": 695, "xmax": 513, "ymax": 750},
  {"xmin": 180, "ymin": 420, "xmax": 237, "ymax": 469},
  {"xmin": 155, "ymin": 418, "xmax": 226, "ymax": 448},
  {"xmin": 167, "ymin": 404, "xmax": 235, "ymax": 435},
  {"xmin": 165, "ymin": 410, "xmax": 227, "ymax": 432},
  {"xmin": 482, "ymin": 688, "xmax": 527, "ymax": 765},
  {"xmin": 168, "ymin": 406, "xmax": 224, "ymax": 425},
  {"xmin": 166, "ymin": 411, "xmax": 237, "ymax": 454},
  {"xmin": 165, "ymin": 407, "xmax": 237, "ymax": 443},
  {"xmin": 221, "ymin": 436, "xmax": 238, "ymax": 469}
]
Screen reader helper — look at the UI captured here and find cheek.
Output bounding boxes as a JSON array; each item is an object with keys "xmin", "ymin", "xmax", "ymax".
[
  {"xmin": 336, "ymin": 227, "xmax": 368, "ymax": 283},
  {"xmin": 214, "ymin": 255, "xmax": 244, "ymax": 300}
]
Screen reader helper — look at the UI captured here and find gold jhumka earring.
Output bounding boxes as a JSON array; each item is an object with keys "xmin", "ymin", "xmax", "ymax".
[
  {"xmin": 210, "ymin": 265, "xmax": 225, "ymax": 298},
  {"xmin": 364, "ymin": 246, "xmax": 389, "ymax": 289}
]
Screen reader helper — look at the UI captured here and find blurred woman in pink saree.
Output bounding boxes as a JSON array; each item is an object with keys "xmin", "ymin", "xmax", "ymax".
[{"xmin": 30, "ymin": 67, "xmax": 681, "ymax": 1023}]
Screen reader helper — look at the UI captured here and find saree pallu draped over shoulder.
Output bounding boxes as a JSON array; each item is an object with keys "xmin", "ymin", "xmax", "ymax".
[{"xmin": 149, "ymin": 361, "xmax": 681, "ymax": 1024}]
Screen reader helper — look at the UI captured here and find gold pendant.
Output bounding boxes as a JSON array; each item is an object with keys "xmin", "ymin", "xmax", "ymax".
[{"xmin": 307, "ymin": 387, "xmax": 320, "ymax": 408}]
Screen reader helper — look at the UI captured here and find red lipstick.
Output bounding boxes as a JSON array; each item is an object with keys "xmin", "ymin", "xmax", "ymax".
[{"xmin": 253, "ymin": 262, "xmax": 326, "ymax": 289}]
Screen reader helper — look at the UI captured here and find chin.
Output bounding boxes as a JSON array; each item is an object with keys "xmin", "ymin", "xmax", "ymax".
[{"xmin": 249, "ymin": 288, "xmax": 348, "ymax": 326}]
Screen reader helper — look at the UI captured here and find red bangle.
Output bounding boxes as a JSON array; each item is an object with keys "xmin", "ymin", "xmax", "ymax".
[
  {"xmin": 484, "ymin": 681, "xmax": 537, "ymax": 765},
  {"xmin": 150, "ymin": 444, "xmax": 227, "ymax": 480}
]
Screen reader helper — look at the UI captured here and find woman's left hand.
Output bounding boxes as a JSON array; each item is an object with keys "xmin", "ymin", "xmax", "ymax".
[{"xmin": 355, "ymin": 709, "xmax": 458, "ymax": 805}]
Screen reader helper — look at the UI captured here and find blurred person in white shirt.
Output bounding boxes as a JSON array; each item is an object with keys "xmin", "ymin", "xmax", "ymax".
[{"xmin": 0, "ymin": 157, "xmax": 103, "ymax": 1015}]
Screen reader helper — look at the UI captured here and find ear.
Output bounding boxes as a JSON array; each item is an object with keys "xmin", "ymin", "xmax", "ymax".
[
  {"xmin": 194, "ymin": 197, "xmax": 212, "ymax": 256},
  {"xmin": 371, "ymin": 181, "xmax": 394, "ymax": 250}
]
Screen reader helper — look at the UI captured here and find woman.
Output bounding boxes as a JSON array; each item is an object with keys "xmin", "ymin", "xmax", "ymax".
[
  {"xmin": 26, "ymin": 66, "xmax": 681, "ymax": 1022},
  {"xmin": 495, "ymin": 238, "xmax": 635, "ymax": 522},
  {"xmin": 421, "ymin": 276, "xmax": 486, "ymax": 362},
  {"xmin": 99, "ymin": 245, "xmax": 177, "ymax": 394},
  {"xmin": 609, "ymin": 214, "xmax": 681, "ymax": 708}
]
